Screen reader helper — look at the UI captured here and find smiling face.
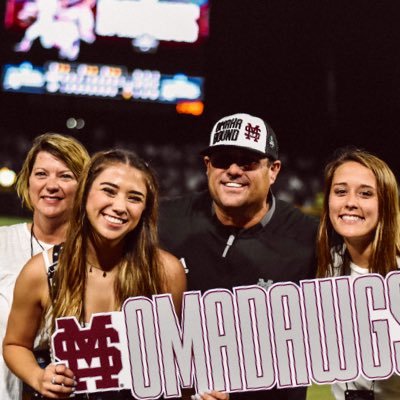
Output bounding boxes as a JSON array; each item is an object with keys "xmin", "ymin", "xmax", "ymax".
[
  {"xmin": 204, "ymin": 149, "xmax": 280, "ymax": 225},
  {"xmin": 329, "ymin": 161, "xmax": 379, "ymax": 246},
  {"xmin": 86, "ymin": 163, "xmax": 147, "ymax": 246},
  {"xmin": 28, "ymin": 151, "xmax": 78, "ymax": 220}
]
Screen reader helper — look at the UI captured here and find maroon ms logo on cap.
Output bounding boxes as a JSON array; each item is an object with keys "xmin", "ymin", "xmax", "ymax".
[
  {"xmin": 244, "ymin": 123, "xmax": 261, "ymax": 142},
  {"xmin": 53, "ymin": 314, "xmax": 123, "ymax": 392}
]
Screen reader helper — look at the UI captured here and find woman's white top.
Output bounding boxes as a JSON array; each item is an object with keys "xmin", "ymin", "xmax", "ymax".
[
  {"xmin": 331, "ymin": 254, "xmax": 400, "ymax": 400},
  {"xmin": 0, "ymin": 223, "xmax": 52, "ymax": 400}
]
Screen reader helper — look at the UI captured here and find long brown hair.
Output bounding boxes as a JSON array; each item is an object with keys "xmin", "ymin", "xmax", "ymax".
[
  {"xmin": 50, "ymin": 149, "xmax": 164, "ymax": 326},
  {"xmin": 317, "ymin": 147, "xmax": 400, "ymax": 277}
]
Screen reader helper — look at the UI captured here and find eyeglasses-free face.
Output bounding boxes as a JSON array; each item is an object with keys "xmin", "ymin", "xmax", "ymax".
[
  {"xmin": 28, "ymin": 151, "xmax": 78, "ymax": 221},
  {"xmin": 329, "ymin": 161, "xmax": 379, "ymax": 249},
  {"xmin": 86, "ymin": 163, "xmax": 147, "ymax": 247}
]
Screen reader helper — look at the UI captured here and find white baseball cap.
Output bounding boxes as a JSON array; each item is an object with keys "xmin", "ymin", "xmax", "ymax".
[{"xmin": 201, "ymin": 113, "xmax": 279, "ymax": 160}]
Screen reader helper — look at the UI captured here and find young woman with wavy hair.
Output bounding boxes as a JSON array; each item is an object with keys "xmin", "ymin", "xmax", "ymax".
[
  {"xmin": 317, "ymin": 147, "xmax": 400, "ymax": 399},
  {"xmin": 4, "ymin": 149, "xmax": 228, "ymax": 400},
  {"xmin": 4, "ymin": 149, "xmax": 181, "ymax": 399},
  {"xmin": 50, "ymin": 149, "xmax": 166, "ymax": 325}
]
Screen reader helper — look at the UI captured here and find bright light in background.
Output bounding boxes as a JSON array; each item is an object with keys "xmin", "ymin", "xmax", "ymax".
[
  {"xmin": 76, "ymin": 118, "xmax": 85, "ymax": 129},
  {"xmin": 160, "ymin": 74, "xmax": 201, "ymax": 102},
  {"xmin": 96, "ymin": 0, "xmax": 200, "ymax": 43},
  {"xmin": 3, "ymin": 62, "xmax": 204, "ymax": 104},
  {"xmin": 3, "ymin": 62, "xmax": 45, "ymax": 91},
  {"xmin": 66, "ymin": 117, "xmax": 85, "ymax": 130},
  {"xmin": 0, "ymin": 167, "xmax": 17, "ymax": 188},
  {"xmin": 3, "ymin": 0, "xmax": 208, "ymax": 103},
  {"xmin": 132, "ymin": 35, "xmax": 159, "ymax": 53},
  {"xmin": 176, "ymin": 101, "xmax": 204, "ymax": 116}
]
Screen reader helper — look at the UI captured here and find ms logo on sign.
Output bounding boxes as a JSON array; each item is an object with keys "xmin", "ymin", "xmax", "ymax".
[
  {"xmin": 244, "ymin": 123, "xmax": 261, "ymax": 142},
  {"xmin": 52, "ymin": 314, "xmax": 123, "ymax": 392}
]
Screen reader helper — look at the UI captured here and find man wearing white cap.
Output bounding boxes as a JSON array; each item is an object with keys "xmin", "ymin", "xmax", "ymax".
[{"xmin": 159, "ymin": 113, "xmax": 318, "ymax": 400}]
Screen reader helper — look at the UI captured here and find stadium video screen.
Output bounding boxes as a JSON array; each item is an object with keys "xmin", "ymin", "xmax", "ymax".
[{"xmin": 2, "ymin": 0, "xmax": 208, "ymax": 109}]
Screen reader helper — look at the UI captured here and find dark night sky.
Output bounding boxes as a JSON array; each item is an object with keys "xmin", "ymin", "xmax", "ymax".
[
  {"xmin": 206, "ymin": 1, "xmax": 400, "ymax": 173},
  {"xmin": 1, "ymin": 1, "xmax": 400, "ymax": 175}
]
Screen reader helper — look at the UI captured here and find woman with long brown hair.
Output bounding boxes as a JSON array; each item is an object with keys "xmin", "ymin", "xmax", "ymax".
[
  {"xmin": 317, "ymin": 147, "xmax": 400, "ymax": 399},
  {"xmin": 4, "ymin": 149, "xmax": 227, "ymax": 400}
]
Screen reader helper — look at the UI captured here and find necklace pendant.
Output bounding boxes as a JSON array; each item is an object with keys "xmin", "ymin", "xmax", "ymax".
[{"xmin": 88, "ymin": 263, "xmax": 107, "ymax": 277}]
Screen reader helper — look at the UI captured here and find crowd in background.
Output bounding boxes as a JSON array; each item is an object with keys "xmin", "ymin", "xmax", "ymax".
[{"xmin": 0, "ymin": 132, "xmax": 323, "ymax": 217}]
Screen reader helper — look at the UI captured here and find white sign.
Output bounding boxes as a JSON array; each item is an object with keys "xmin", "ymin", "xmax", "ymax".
[{"xmin": 52, "ymin": 272, "xmax": 400, "ymax": 398}]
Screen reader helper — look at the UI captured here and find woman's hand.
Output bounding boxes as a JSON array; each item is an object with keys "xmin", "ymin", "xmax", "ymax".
[
  {"xmin": 191, "ymin": 391, "xmax": 230, "ymax": 400},
  {"xmin": 38, "ymin": 363, "xmax": 76, "ymax": 398}
]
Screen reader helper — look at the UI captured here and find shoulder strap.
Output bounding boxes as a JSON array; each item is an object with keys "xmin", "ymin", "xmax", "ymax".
[{"xmin": 48, "ymin": 243, "xmax": 63, "ymax": 300}]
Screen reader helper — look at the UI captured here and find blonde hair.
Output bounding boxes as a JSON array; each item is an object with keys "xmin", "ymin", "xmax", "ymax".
[
  {"xmin": 317, "ymin": 147, "xmax": 400, "ymax": 277},
  {"xmin": 50, "ymin": 149, "xmax": 165, "ymax": 327},
  {"xmin": 16, "ymin": 133, "xmax": 89, "ymax": 211}
]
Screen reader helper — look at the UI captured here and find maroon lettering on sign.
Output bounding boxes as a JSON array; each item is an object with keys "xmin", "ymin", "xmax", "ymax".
[
  {"xmin": 53, "ymin": 315, "xmax": 123, "ymax": 391},
  {"xmin": 244, "ymin": 123, "xmax": 261, "ymax": 142}
]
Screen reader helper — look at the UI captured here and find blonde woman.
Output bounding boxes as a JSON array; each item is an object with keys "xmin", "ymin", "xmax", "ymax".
[
  {"xmin": 0, "ymin": 133, "xmax": 89, "ymax": 400},
  {"xmin": 317, "ymin": 147, "xmax": 400, "ymax": 399}
]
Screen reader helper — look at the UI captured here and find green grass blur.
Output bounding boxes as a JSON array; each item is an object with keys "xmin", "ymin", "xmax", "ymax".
[
  {"xmin": 0, "ymin": 216, "xmax": 29, "ymax": 226},
  {"xmin": 307, "ymin": 384, "xmax": 334, "ymax": 399}
]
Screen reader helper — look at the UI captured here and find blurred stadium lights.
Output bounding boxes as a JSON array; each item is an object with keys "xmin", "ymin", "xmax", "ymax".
[
  {"xmin": 66, "ymin": 117, "xmax": 85, "ymax": 130},
  {"xmin": 3, "ymin": 62, "xmax": 204, "ymax": 107},
  {"xmin": 176, "ymin": 101, "xmax": 204, "ymax": 116},
  {"xmin": 0, "ymin": 167, "xmax": 17, "ymax": 188},
  {"xmin": 2, "ymin": 0, "xmax": 208, "ymax": 114},
  {"xmin": 132, "ymin": 35, "xmax": 159, "ymax": 53}
]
